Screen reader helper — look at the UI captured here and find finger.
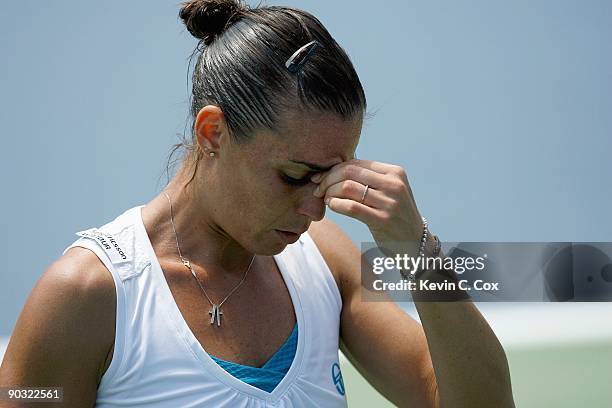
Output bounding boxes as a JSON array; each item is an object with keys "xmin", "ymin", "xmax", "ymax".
[
  {"xmin": 313, "ymin": 165, "xmax": 386, "ymax": 198},
  {"xmin": 341, "ymin": 159, "xmax": 400, "ymax": 175},
  {"xmin": 311, "ymin": 159, "xmax": 394, "ymax": 184},
  {"xmin": 325, "ymin": 196, "xmax": 387, "ymax": 225},
  {"xmin": 323, "ymin": 180, "xmax": 394, "ymax": 210}
]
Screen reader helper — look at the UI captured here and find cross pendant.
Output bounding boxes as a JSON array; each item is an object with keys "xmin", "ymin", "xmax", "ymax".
[{"xmin": 209, "ymin": 304, "xmax": 223, "ymax": 327}]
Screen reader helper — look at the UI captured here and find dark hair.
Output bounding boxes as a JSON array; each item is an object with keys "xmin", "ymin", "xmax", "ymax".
[{"xmin": 169, "ymin": 0, "xmax": 367, "ymax": 184}]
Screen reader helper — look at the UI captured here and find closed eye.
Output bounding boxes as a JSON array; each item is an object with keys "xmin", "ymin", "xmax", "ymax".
[{"xmin": 280, "ymin": 173, "xmax": 313, "ymax": 186}]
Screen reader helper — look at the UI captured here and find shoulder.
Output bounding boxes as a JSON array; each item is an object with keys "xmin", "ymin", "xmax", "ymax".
[
  {"xmin": 41, "ymin": 247, "xmax": 118, "ymax": 318},
  {"xmin": 307, "ymin": 217, "xmax": 361, "ymax": 300},
  {"xmin": 43, "ymin": 247, "xmax": 117, "ymax": 365},
  {"xmin": 0, "ymin": 247, "xmax": 116, "ymax": 393},
  {"xmin": 51, "ymin": 245, "xmax": 117, "ymax": 292},
  {"xmin": 33, "ymin": 247, "xmax": 117, "ymax": 355}
]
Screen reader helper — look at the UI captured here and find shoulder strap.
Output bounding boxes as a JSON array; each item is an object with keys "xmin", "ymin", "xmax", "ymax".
[
  {"xmin": 62, "ymin": 206, "xmax": 149, "ymax": 282},
  {"xmin": 74, "ymin": 228, "xmax": 131, "ymax": 265}
]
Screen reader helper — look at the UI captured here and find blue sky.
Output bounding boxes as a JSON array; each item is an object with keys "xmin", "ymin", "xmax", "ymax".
[{"xmin": 1, "ymin": 0, "xmax": 611, "ymax": 334}]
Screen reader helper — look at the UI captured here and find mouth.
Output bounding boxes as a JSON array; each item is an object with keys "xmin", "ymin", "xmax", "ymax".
[{"xmin": 275, "ymin": 229, "xmax": 303, "ymax": 244}]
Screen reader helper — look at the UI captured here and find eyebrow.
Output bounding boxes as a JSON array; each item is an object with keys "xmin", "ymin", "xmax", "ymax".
[{"xmin": 288, "ymin": 160, "xmax": 337, "ymax": 172}]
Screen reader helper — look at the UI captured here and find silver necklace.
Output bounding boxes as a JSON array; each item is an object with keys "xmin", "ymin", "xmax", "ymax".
[{"xmin": 163, "ymin": 192, "xmax": 255, "ymax": 327}]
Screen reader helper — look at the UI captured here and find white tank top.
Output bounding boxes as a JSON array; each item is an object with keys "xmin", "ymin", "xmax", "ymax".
[{"xmin": 63, "ymin": 205, "xmax": 347, "ymax": 407}]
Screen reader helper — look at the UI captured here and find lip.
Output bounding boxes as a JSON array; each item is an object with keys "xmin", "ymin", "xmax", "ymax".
[{"xmin": 275, "ymin": 229, "xmax": 302, "ymax": 244}]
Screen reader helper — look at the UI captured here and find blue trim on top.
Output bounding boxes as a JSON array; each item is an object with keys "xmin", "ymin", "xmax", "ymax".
[{"xmin": 209, "ymin": 323, "xmax": 298, "ymax": 393}]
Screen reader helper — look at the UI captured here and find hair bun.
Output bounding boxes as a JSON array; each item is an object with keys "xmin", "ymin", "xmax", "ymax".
[{"xmin": 179, "ymin": 0, "xmax": 245, "ymax": 45}]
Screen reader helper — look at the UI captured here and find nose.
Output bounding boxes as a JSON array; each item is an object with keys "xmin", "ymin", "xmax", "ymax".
[{"xmin": 296, "ymin": 188, "xmax": 326, "ymax": 222}]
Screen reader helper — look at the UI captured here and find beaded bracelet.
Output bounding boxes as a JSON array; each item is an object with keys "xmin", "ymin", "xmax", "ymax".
[
  {"xmin": 400, "ymin": 216, "xmax": 441, "ymax": 281},
  {"xmin": 418, "ymin": 217, "xmax": 429, "ymax": 258}
]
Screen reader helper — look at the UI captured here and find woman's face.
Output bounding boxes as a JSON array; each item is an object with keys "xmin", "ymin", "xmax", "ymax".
[{"xmin": 208, "ymin": 109, "xmax": 362, "ymax": 255}]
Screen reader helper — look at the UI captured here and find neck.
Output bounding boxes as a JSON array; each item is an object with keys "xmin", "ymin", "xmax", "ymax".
[{"xmin": 141, "ymin": 162, "xmax": 255, "ymax": 278}]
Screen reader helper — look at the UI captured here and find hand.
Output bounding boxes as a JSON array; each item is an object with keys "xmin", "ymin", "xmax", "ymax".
[{"xmin": 312, "ymin": 159, "xmax": 424, "ymax": 256}]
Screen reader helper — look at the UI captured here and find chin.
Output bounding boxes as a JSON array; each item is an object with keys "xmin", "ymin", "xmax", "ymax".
[
  {"xmin": 241, "ymin": 229, "xmax": 301, "ymax": 256},
  {"xmin": 258, "ymin": 245, "xmax": 288, "ymax": 256},
  {"xmin": 236, "ymin": 234, "xmax": 281, "ymax": 257},
  {"xmin": 255, "ymin": 239, "xmax": 289, "ymax": 256},
  {"xmin": 249, "ymin": 231, "xmax": 296, "ymax": 256}
]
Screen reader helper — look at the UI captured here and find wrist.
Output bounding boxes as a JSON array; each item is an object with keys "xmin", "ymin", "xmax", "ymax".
[{"xmin": 423, "ymin": 232, "xmax": 442, "ymax": 258}]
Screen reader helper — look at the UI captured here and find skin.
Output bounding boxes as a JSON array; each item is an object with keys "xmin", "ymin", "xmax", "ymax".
[
  {"xmin": 0, "ymin": 105, "xmax": 514, "ymax": 407},
  {"xmin": 153, "ymin": 105, "xmax": 361, "ymax": 268}
]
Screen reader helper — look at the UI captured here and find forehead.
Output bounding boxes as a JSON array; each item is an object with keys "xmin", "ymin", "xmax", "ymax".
[{"xmin": 251, "ymin": 110, "xmax": 362, "ymax": 167}]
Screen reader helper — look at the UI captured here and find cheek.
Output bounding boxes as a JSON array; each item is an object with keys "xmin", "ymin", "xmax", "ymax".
[
  {"xmin": 214, "ymin": 162, "xmax": 300, "ymax": 227},
  {"xmin": 219, "ymin": 168, "xmax": 282, "ymax": 219},
  {"xmin": 248, "ymin": 176, "xmax": 303, "ymax": 229}
]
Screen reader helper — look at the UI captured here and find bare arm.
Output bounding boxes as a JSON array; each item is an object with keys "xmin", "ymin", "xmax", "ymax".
[
  {"xmin": 0, "ymin": 248, "xmax": 116, "ymax": 407},
  {"xmin": 309, "ymin": 218, "xmax": 514, "ymax": 407},
  {"xmin": 310, "ymin": 218, "xmax": 436, "ymax": 406},
  {"xmin": 410, "ymin": 240, "xmax": 515, "ymax": 408}
]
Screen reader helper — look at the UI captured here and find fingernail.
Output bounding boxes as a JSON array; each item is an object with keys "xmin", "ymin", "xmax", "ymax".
[
  {"xmin": 313, "ymin": 186, "xmax": 320, "ymax": 196},
  {"xmin": 311, "ymin": 173, "xmax": 322, "ymax": 183},
  {"xmin": 325, "ymin": 197, "xmax": 331, "ymax": 205}
]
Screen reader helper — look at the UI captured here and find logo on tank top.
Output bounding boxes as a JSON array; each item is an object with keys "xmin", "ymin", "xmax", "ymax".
[
  {"xmin": 77, "ymin": 228, "xmax": 130, "ymax": 264},
  {"xmin": 331, "ymin": 362, "xmax": 345, "ymax": 395}
]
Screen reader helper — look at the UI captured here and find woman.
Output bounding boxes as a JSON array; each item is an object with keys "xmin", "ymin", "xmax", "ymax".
[{"xmin": 0, "ymin": 0, "xmax": 514, "ymax": 406}]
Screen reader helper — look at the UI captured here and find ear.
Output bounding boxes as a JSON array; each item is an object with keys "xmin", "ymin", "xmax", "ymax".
[{"xmin": 194, "ymin": 105, "xmax": 226, "ymax": 152}]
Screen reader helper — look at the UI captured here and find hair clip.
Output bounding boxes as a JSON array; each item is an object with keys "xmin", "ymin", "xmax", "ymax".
[{"xmin": 285, "ymin": 40, "xmax": 320, "ymax": 73}]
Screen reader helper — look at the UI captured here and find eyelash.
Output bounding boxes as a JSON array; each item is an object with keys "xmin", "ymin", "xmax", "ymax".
[{"xmin": 280, "ymin": 173, "xmax": 312, "ymax": 186}]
